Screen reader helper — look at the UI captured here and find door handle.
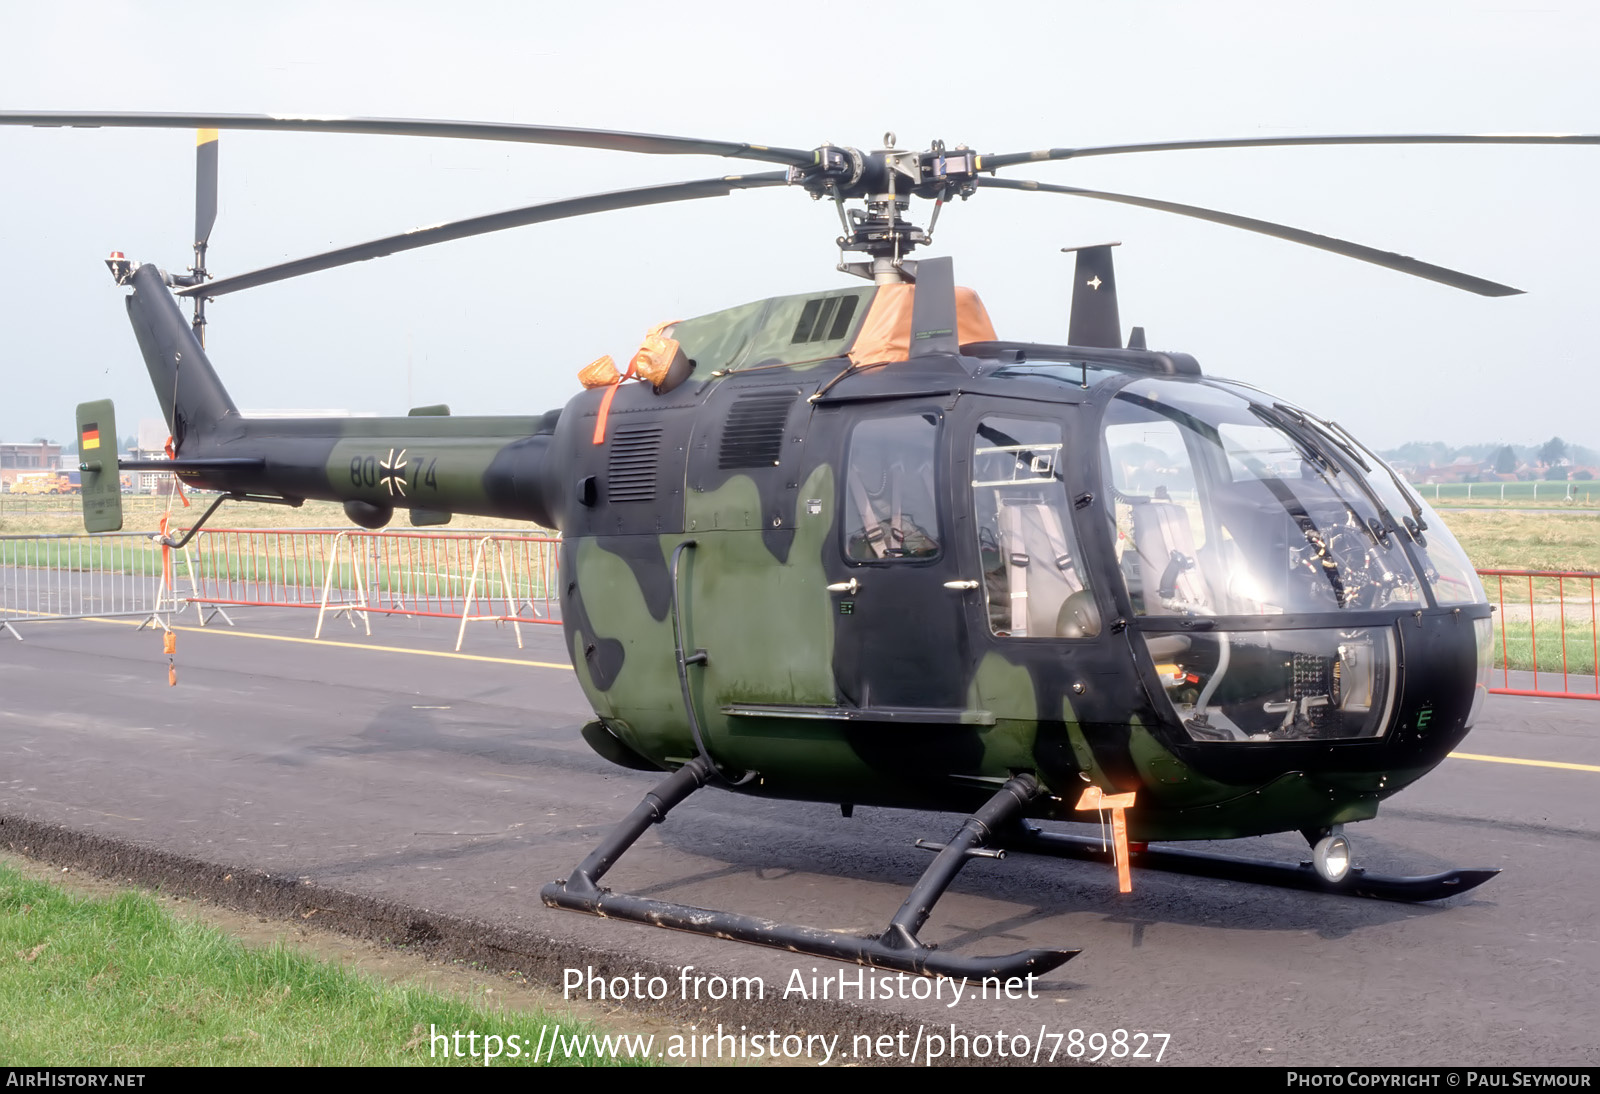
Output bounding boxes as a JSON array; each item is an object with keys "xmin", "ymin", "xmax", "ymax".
[
  {"xmin": 826, "ymin": 578, "xmax": 860, "ymax": 594},
  {"xmin": 943, "ymin": 579, "xmax": 980, "ymax": 590}
]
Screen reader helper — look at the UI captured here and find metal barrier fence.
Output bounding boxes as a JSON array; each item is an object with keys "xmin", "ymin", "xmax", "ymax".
[
  {"xmin": 1478, "ymin": 568, "xmax": 1599, "ymax": 700},
  {"xmin": 3, "ymin": 534, "xmax": 1593, "ymax": 699},
  {"xmin": 184, "ymin": 528, "xmax": 561, "ymax": 650},
  {"xmin": 0, "ymin": 531, "xmax": 186, "ymax": 637},
  {"xmin": 2, "ymin": 527, "xmax": 560, "ymax": 650},
  {"xmin": 1420, "ymin": 481, "xmax": 1597, "ymax": 504}
]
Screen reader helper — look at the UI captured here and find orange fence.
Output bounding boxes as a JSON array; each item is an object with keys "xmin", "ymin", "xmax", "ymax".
[
  {"xmin": 1478, "ymin": 569, "xmax": 1599, "ymax": 701},
  {"xmin": 183, "ymin": 528, "xmax": 560, "ymax": 650}
]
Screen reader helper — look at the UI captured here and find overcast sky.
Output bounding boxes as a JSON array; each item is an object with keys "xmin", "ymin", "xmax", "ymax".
[{"xmin": 1, "ymin": 1, "xmax": 1595, "ymax": 452}]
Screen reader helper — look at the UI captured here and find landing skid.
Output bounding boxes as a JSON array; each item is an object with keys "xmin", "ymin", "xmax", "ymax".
[
  {"xmin": 1003, "ymin": 824, "xmax": 1499, "ymax": 903},
  {"xmin": 540, "ymin": 759, "xmax": 1080, "ymax": 980}
]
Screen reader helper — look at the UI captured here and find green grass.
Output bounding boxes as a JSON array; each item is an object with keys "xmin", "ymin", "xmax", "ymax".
[
  {"xmin": 1479, "ymin": 572, "xmax": 1599, "ymax": 677},
  {"xmin": 0, "ymin": 496, "xmax": 559, "ymax": 606},
  {"xmin": 0, "ymin": 525, "xmax": 558, "ymax": 604},
  {"xmin": 1411, "ymin": 480, "xmax": 1599, "ymax": 507},
  {"xmin": 1492, "ymin": 619, "xmax": 1599, "ymax": 678},
  {"xmin": 0, "ymin": 495, "xmax": 546, "ymax": 537},
  {"xmin": 1445, "ymin": 522, "xmax": 1599, "ymax": 677},
  {"xmin": 0, "ymin": 864, "xmax": 651, "ymax": 1066},
  {"xmin": 1445, "ymin": 510, "xmax": 1600, "ymax": 574},
  {"xmin": 0, "ymin": 537, "xmax": 168, "ymax": 576}
]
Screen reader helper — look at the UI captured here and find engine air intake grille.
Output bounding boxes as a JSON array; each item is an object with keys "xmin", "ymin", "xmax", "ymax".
[
  {"xmin": 790, "ymin": 294, "xmax": 860, "ymax": 345},
  {"xmin": 718, "ymin": 394, "xmax": 792, "ymax": 469},
  {"xmin": 608, "ymin": 425, "xmax": 663, "ymax": 502}
]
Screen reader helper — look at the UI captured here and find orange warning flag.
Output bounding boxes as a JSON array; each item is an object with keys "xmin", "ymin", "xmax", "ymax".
[{"xmin": 1075, "ymin": 785, "xmax": 1138, "ymax": 894}]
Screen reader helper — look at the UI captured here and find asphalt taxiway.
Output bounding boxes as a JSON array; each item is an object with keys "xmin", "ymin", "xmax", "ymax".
[{"xmin": 2, "ymin": 606, "xmax": 1597, "ymax": 1066}]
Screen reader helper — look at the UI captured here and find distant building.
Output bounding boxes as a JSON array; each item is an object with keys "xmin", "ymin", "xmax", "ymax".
[
  {"xmin": 0, "ymin": 441, "xmax": 62, "ymax": 490},
  {"xmin": 130, "ymin": 418, "xmax": 173, "ymax": 495},
  {"xmin": 1410, "ymin": 457, "xmax": 1490, "ymax": 485}
]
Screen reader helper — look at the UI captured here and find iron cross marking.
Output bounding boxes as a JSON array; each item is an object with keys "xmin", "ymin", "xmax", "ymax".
[{"xmin": 379, "ymin": 448, "xmax": 408, "ymax": 497}]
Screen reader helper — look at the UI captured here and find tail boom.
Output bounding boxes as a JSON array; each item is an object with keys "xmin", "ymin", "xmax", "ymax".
[{"xmin": 119, "ymin": 261, "xmax": 566, "ymax": 529}]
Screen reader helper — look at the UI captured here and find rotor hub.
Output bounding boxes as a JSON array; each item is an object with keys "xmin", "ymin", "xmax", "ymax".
[{"xmin": 788, "ymin": 136, "xmax": 981, "ymax": 264}]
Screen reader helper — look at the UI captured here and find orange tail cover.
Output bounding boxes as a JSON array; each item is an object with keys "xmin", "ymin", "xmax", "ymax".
[{"xmin": 847, "ymin": 284, "xmax": 998, "ymax": 367}]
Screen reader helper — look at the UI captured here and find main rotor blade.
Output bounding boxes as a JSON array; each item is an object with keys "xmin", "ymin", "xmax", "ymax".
[
  {"xmin": 979, "ymin": 132, "xmax": 1600, "ymax": 171},
  {"xmin": 0, "ymin": 111, "xmax": 813, "ymax": 167},
  {"xmin": 174, "ymin": 172, "xmax": 790, "ymax": 299},
  {"xmin": 195, "ymin": 129, "xmax": 218, "ymax": 248},
  {"xmin": 976, "ymin": 176, "xmax": 1522, "ymax": 297}
]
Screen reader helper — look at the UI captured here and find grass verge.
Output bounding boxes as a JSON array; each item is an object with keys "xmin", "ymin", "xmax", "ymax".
[
  {"xmin": 1493, "ymin": 627, "xmax": 1599, "ymax": 679},
  {"xmin": 0, "ymin": 863, "xmax": 650, "ymax": 1067},
  {"xmin": 0, "ymin": 496, "xmax": 545, "ymax": 537},
  {"xmin": 1414, "ymin": 481, "xmax": 1599, "ymax": 507},
  {"xmin": 1446, "ymin": 510, "xmax": 1600, "ymax": 574},
  {"xmin": 0, "ymin": 513, "xmax": 558, "ymax": 602}
]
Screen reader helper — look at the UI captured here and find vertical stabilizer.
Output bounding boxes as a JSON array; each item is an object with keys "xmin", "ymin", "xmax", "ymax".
[
  {"xmin": 1065, "ymin": 242, "xmax": 1123, "ymax": 349},
  {"xmin": 124, "ymin": 263, "xmax": 237, "ymax": 452}
]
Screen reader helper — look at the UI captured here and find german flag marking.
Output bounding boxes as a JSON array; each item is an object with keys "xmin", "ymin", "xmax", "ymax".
[{"xmin": 81, "ymin": 424, "xmax": 100, "ymax": 450}]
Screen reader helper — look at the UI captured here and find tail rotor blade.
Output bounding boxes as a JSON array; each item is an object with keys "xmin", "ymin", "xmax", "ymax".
[{"xmin": 194, "ymin": 128, "xmax": 218, "ymax": 250}]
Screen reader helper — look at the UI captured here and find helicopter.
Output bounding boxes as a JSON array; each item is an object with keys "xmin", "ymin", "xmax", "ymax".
[{"xmin": 5, "ymin": 112, "xmax": 1592, "ymax": 981}]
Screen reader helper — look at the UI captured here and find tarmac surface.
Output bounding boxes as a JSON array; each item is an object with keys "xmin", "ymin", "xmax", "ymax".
[{"xmin": 2, "ymin": 603, "xmax": 1597, "ymax": 1067}]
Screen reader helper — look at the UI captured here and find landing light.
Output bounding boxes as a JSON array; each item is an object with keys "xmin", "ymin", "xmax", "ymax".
[{"xmin": 1313, "ymin": 827, "xmax": 1352, "ymax": 883}]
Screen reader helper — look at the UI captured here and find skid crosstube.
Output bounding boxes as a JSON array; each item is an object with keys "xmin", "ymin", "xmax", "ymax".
[
  {"xmin": 1003, "ymin": 824, "xmax": 1499, "ymax": 902},
  {"xmin": 540, "ymin": 759, "xmax": 1080, "ymax": 980}
]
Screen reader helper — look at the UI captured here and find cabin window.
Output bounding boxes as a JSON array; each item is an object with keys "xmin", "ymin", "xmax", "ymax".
[
  {"xmin": 972, "ymin": 416, "xmax": 1097, "ymax": 637},
  {"xmin": 1140, "ymin": 627, "xmax": 1398, "ymax": 743},
  {"xmin": 1102, "ymin": 379, "xmax": 1427, "ymax": 616},
  {"xmin": 842, "ymin": 413, "xmax": 940, "ymax": 561}
]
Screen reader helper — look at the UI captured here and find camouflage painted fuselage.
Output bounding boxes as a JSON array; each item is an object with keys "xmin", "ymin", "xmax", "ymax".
[{"xmin": 121, "ymin": 265, "xmax": 1492, "ymax": 842}]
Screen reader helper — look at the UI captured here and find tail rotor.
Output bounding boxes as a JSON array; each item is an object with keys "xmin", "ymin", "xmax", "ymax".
[{"xmin": 166, "ymin": 128, "xmax": 218, "ymax": 344}]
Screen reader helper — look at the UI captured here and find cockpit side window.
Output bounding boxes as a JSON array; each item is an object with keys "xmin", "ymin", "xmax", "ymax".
[
  {"xmin": 972, "ymin": 416, "xmax": 1097, "ymax": 638},
  {"xmin": 842, "ymin": 413, "xmax": 940, "ymax": 562}
]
